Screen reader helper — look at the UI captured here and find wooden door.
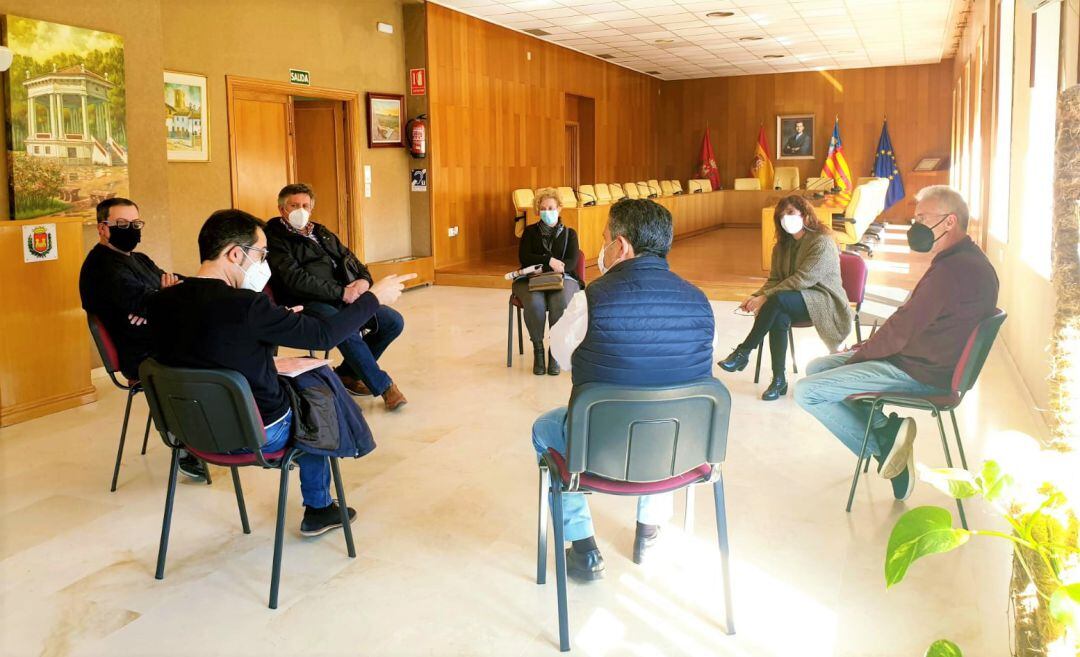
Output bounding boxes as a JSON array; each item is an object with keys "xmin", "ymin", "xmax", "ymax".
[
  {"xmin": 294, "ymin": 100, "xmax": 347, "ymax": 240},
  {"xmin": 228, "ymin": 85, "xmax": 295, "ymax": 219}
]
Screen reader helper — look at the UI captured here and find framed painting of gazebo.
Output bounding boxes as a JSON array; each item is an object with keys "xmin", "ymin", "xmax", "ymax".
[
  {"xmin": 1, "ymin": 15, "xmax": 129, "ymax": 221},
  {"xmin": 164, "ymin": 71, "xmax": 209, "ymax": 162}
]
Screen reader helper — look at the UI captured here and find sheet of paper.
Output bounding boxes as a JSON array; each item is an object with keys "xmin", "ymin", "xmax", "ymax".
[{"xmin": 273, "ymin": 357, "xmax": 331, "ymax": 378}]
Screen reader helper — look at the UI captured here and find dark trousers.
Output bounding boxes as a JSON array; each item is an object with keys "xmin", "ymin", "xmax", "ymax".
[
  {"xmin": 738, "ymin": 291, "xmax": 810, "ymax": 376},
  {"xmin": 511, "ymin": 277, "xmax": 580, "ymax": 345},
  {"xmin": 305, "ymin": 303, "xmax": 404, "ymax": 396}
]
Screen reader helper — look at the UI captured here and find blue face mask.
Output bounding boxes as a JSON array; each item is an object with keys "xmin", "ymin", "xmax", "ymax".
[{"xmin": 539, "ymin": 210, "xmax": 559, "ymax": 227}]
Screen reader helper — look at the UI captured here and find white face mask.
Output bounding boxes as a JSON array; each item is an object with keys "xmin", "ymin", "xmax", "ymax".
[
  {"xmin": 287, "ymin": 208, "xmax": 311, "ymax": 230},
  {"xmin": 236, "ymin": 250, "xmax": 272, "ymax": 292},
  {"xmin": 597, "ymin": 239, "xmax": 616, "ymax": 275},
  {"xmin": 780, "ymin": 213, "xmax": 805, "ymax": 235}
]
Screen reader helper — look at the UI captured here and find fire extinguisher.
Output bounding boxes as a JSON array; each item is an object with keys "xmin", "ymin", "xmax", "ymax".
[{"xmin": 406, "ymin": 114, "xmax": 427, "ymax": 159}]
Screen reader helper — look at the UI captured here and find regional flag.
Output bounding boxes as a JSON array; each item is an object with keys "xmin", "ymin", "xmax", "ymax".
[
  {"xmin": 873, "ymin": 120, "xmax": 905, "ymax": 209},
  {"xmin": 698, "ymin": 127, "xmax": 720, "ymax": 191},
  {"xmin": 751, "ymin": 124, "xmax": 774, "ymax": 190},
  {"xmin": 820, "ymin": 117, "xmax": 853, "ymax": 202}
]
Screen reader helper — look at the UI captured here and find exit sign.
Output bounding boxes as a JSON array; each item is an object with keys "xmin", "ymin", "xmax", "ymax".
[{"xmin": 289, "ymin": 69, "xmax": 310, "ymax": 85}]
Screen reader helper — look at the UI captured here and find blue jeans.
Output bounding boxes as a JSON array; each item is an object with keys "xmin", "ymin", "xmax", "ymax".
[
  {"xmin": 261, "ymin": 410, "xmax": 332, "ymax": 509},
  {"xmin": 531, "ymin": 407, "xmax": 673, "ymax": 542},
  {"xmin": 306, "ymin": 303, "xmax": 404, "ymax": 396},
  {"xmin": 793, "ymin": 353, "xmax": 945, "ymax": 458}
]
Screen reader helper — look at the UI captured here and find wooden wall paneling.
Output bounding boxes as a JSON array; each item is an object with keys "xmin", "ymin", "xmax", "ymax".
[
  {"xmin": 657, "ymin": 63, "xmax": 954, "ymax": 222},
  {"xmin": 427, "ymin": 3, "xmax": 659, "ymax": 269}
]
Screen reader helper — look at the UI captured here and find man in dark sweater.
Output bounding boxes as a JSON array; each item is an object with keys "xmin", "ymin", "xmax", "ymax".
[
  {"xmin": 532, "ymin": 199, "xmax": 721, "ymax": 581},
  {"xmin": 265, "ymin": 183, "xmax": 407, "ymax": 411},
  {"xmin": 795, "ymin": 185, "xmax": 999, "ymax": 501},
  {"xmin": 79, "ymin": 198, "xmax": 205, "ymax": 480},
  {"xmin": 148, "ymin": 209, "xmax": 411, "ymax": 535}
]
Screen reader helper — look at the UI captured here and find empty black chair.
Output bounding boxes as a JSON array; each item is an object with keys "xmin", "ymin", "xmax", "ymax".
[{"xmin": 139, "ymin": 358, "xmax": 355, "ymax": 609}]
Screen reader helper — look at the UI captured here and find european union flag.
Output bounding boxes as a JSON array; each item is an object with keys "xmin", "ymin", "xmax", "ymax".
[{"xmin": 873, "ymin": 121, "xmax": 905, "ymax": 210}]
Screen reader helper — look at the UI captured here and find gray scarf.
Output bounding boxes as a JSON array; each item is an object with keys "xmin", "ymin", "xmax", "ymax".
[{"xmin": 538, "ymin": 221, "xmax": 563, "ymax": 254}]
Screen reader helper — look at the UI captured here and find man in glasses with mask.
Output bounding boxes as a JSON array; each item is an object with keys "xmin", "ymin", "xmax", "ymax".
[
  {"xmin": 264, "ymin": 183, "xmax": 407, "ymax": 411},
  {"xmin": 79, "ymin": 198, "xmax": 207, "ymax": 481},
  {"xmin": 794, "ymin": 185, "xmax": 998, "ymax": 501}
]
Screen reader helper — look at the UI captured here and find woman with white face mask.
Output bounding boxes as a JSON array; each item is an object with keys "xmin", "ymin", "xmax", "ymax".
[
  {"xmin": 513, "ymin": 187, "xmax": 583, "ymax": 376},
  {"xmin": 718, "ymin": 196, "xmax": 853, "ymax": 400}
]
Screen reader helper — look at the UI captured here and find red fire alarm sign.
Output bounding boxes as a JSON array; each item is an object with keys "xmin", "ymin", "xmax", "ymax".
[{"xmin": 410, "ymin": 68, "xmax": 426, "ymax": 96}]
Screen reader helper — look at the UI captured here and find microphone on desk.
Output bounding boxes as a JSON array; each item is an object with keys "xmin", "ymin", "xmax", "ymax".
[{"xmin": 577, "ymin": 190, "xmax": 597, "ymax": 207}]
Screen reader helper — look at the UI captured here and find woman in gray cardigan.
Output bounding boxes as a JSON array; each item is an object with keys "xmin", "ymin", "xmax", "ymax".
[{"xmin": 719, "ymin": 195, "xmax": 854, "ymax": 400}]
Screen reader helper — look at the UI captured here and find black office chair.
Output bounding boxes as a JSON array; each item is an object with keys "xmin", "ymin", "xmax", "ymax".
[
  {"xmin": 536, "ymin": 379, "xmax": 735, "ymax": 651},
  {"xmin": 139, "ymin": 358, "xmax": 355, "ymax": 609}
]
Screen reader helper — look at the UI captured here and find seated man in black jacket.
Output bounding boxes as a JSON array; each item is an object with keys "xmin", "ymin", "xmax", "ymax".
[
  {"xmin": 79, "ymin": 197, "xmax": 205, "ymax": 480},
  {"xmin": 148, "ymin": 209, "xmax": 412, "ymax": 535},
  {"xmin": 265, "ymin": 183, "xmax": 407, "ymax": 411}
]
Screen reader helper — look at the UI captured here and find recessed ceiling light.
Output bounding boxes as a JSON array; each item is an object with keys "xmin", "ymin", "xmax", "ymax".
[
  {"xmin": 706, "ymin": 11, "xmax": 735, "ymax": 18},
  {"xmin": 739, "ymin": 36, "xmax": 763, "ymax": 41},
  {"xmin": 654, "ymin": 39, "xmax": 674, "ymax": 44},
  {"xmin": 763, "ymin": 54, "xmax": 785, "ymax": 59},
  {"xmin": 597, "ymin": 53, "xmax": 615, "ymax": 59},
  {"xmin": 646, "ymin": 70, "xmax": 661, "ymax": 74},
  {"xmin": 523, "ymin": 28, "xmax": 551, "ymax": 37}
]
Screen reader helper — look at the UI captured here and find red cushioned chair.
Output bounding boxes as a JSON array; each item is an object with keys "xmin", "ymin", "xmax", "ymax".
[
  {"xmin": 536, "ymin": 379, "xmax": 735, "ymax": 651},
  {"xmin": 87, "ymin": 314, "xmax": 154, "ymax": 492},
  {"xmin": 507, "ymin": 249, "xmax": 585, "ymax": 367},
  {"xmin": 753, "ymin": 251, "xmax": 869, "ymax": 384},
  {"xmin": 843, "ymin": 309, "xmax": 1007, "ymax": 529},
  {"xmin": 139, "ymin": 357, "xmax": 355, "ymax": 609}
]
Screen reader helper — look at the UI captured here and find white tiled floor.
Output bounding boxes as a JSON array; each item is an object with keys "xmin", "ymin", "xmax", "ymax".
[{"xmin": 0, "ymin": 285, "xmax": 1038, "ymax": 656}]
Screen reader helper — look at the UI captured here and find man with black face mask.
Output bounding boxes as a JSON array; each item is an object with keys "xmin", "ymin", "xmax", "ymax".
[
  {"xmin": 79, "ymin": 198, "xmax": 206, "ymax": 480},
  {"xmin": 794, "ymin": 185, "xmax": 998, "ymax": 501}
]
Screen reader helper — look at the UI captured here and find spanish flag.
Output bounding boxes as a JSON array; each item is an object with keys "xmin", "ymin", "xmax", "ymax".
[
  {"xmin": 751, "ymin": 125, "xmax": 774, "ymax": 190},
  {"xmin": 821, "ymin": 117, "xmax": 853, "ymax": 202}
]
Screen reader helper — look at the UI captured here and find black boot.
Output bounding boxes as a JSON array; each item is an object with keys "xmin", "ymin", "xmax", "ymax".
[
  {"xmin": 718, "ymin": 347, "xmax": 751, "ymax": 372},
  {"xmin": 532, "ymin": 343, "xmax": 546, "ymax": 375},
  {"xmin": 761, "ymin": 373, "xmax": 788, "ymax": 401},
  {"xmin": 547, "ymin": 349, "xmax": 560, "ymax": 376}
]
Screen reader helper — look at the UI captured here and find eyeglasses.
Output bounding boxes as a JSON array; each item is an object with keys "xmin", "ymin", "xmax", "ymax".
[
  {"xmin": 104, "ymin": 219, "xmax": 145, "ymax": 229},
  {"xmin": 239, "ymin": 245, "xmax": 270, "ymax": 263},
  {"xmin": 912, "ymin": 212, "xmax": 950, "ymax": 224}
]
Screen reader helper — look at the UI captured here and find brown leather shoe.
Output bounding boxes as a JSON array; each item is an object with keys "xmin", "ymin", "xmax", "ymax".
[
  {"xmin": 336, "ymin": 372, "xmax": 372, "ymax": 397},
  {"xmin": 382, "ymin": 383, "xmax": 407, "ymax": 411}
]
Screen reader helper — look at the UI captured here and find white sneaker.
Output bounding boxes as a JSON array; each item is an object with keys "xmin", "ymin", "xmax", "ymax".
[{"xmin": 880, "ymin": 417, "xmax": 916, "ymax": 480}]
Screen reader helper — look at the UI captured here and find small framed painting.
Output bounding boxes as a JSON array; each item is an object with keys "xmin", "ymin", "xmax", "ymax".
[
  {"xmin": 164, "ymin": 71, "xmax": 209, "ymax": 162},
  {"xmin": 776, "ymin": 114, "xmax": 815, "ymax": 160},
  {"xmin": 366, "ymin": 92, "xmax": 405, "ymax": 148}
]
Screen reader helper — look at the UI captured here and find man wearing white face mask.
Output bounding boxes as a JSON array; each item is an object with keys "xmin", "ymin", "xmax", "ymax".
[
  {"xmin": 265, "ymin": 183, "xmax": 408, "ymax": 411},
  {"xmin": 532, "ymin": 198, "xmax": 724, "ymax": 581},
  {"xmin": 718, "ymin": 195, "xmax": 853, "ymax": 401},
  {"xmin": 149, "ymin": 209, "xmax": 413, "ymax": 535}
]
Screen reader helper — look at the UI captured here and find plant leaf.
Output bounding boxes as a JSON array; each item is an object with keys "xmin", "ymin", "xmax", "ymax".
[
  {"xmin": 886, "ymin": 506, "xmax": 970, "ymax": 588},
  {"xmin": 1049, "ymin": 584, "xmax": 1080, "ymax": 631},
  {"xmin": 925, "ymin": 639, "xmax": 963, "ymax": 657},
  {"xmin": 919, "ymin": 467, "xmax": 980, "ymax": 499}
]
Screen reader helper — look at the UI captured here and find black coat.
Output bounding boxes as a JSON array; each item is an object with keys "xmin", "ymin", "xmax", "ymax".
[
  {"xmin": 519, "ymin": 223, "xmax": 583, "ymax": 288},
  {"xmin": 265, "ymin": 218, "xmax": 372, "ymax": 309}
]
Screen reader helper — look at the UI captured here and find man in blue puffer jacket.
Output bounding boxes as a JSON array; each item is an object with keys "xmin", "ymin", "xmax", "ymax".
[{"xmin": 531, "ymin": 198, "xmax": 721, "ymax": 582}]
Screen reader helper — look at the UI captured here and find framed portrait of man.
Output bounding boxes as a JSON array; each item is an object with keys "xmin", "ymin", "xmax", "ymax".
[{"xmin": 776, "ymin": 114, "xmax": 815, "ymax": 160}]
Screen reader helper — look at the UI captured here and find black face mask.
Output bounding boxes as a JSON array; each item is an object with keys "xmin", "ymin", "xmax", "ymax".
[
  {"xmin": 906, "ymin": 216, "xmax": 948, "ymax": 253},
  {"xmin": 108, "ymin": 226, "xmax": 142, "ymax": 253}
]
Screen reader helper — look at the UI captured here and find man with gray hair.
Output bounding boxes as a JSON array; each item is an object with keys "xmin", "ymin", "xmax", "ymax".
[
  {"xmin": 531, "ymin": 198, "xmax": 723, "ymax": 581},
  {"xmin": 794, "ymin": 185, "xmax": 998, "ymax": 501}
]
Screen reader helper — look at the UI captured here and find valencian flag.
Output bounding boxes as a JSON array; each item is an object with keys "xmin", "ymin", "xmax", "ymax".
[
  {"xmin": 820, "ymin": 116, "xmax": 853, "ymax": 202},
  {"xmin": 873, "ymin": 119, "xmax": 905, "ymax": 209},
  {"xmin": 751, "ymin": 124, "xmax": 774, "ymax": 190},
  {"xmin": 698, "ymin": 127, "xmax": 720, "ymax": 191}
]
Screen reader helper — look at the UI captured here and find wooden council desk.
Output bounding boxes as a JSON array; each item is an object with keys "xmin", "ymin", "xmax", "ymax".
[
  {"xmin": 0, "ymin": 217, "xmax": 96, "ymax": 426},
  {"xmin": 529, "ymin": 190, "xmax": 802, "ymax": 265}
]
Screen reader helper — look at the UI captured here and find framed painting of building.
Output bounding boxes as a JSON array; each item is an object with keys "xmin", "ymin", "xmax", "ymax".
[
  {"xmin": 164, "ymin": 71, "xmax": 208, "ymax": 162},
  {"xmin": 1, "ymin": 15, "xmax": 128, "ymax": 220}
]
